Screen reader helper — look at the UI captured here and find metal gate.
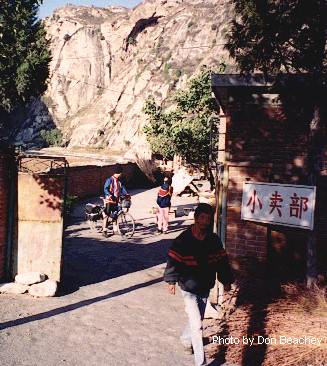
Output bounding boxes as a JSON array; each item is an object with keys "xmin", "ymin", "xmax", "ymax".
[{"xmin": 14, "ymin": 155, "xmax": 67, "ymax": 282}]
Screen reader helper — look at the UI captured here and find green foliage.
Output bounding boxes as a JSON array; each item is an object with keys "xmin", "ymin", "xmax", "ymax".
[
  {"xmin": 143, "ymin": 65, "xmax": 225, "ymax": 165},
  {"xmin": 40, "ymin": 128, "xmax": 63, "ymax": 147},
  {"xmin": 64, "ymin": 195, "xmax": 78, "ymax": 225},
  {"xmin": 226, "ymin": 0, "xmax": 327, "ymax": 75},
  {"xmin": 0, "ymin": 0, "xmax": 51, "ymax": 116}
]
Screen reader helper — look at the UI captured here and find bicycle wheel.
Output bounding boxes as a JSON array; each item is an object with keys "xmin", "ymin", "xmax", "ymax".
[
  {"xmin": 87, "ymin": 215, "xmax": 103, "ymax": 234},
  {"xmin": 117, "ymin": 212, "xmax": 135, "ymax": 238}
]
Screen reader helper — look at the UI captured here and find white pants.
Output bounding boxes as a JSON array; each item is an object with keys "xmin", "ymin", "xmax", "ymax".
[
  {"xmin": 180, "ymin": 290, "xmax": 209, "ymax": 366},
  {"xmin": 157, "ymin": 206, "xmax": 169, "ymax": 232}
]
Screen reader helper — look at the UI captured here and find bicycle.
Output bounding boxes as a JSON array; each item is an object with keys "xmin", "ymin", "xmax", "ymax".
[{"xmin": 85, "ymin": 196, "xmax": 135, "ymax": 238}]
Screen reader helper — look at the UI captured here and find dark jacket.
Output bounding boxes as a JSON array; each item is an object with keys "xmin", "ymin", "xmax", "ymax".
[
  {"xmin": 156, "ymin": 182, "xmax": 173, "ymax": 208},
  {"xmin": 164, "ymin": 227, "xmax": 234, "ymax": 295}
]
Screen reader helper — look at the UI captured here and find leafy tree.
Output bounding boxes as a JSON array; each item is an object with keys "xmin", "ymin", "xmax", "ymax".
[
  {"xmin": 226, "ymin": 1, "xmax": 326, "ymax": 75},
  {"xmin": 225, "ymin": 0, "xmax": 327, "ymax": 283},
  {"xmin": 0, "ymin": 0, "xmax": 51, "ymax": 129},
  {"xmin": 40, "ymin": 128, "xmax": 63, "ymax": 147},
  {"xmin": 143, "ymin": 65, "xmax": 224, "ymax": 167}
]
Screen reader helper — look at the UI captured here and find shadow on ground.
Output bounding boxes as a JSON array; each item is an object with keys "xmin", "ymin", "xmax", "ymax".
[
  {"xmin": 61, "ymin": 194, "xmax": 194, "ymax": 295},
  {"xmin": 0, "ymin": 276, "xmax": 163, "ymax": 331},
  {"xmin": 207, "ymin": 263, "xmax": 283, "ymax": 366}
]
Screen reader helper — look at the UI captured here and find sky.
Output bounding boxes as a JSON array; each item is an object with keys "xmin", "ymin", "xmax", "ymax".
[{"xmin": 38, "ymin": 0, "xmax": 142, "ymax": 18}]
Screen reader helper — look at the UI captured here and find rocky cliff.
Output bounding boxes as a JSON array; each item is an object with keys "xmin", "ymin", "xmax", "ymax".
[{"xmin": 15, "ymin": 0, "xmax": 235, "ymax": 161}]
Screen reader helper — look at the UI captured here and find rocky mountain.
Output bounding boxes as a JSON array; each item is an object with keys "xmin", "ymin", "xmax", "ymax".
[{"xmin": 14, "ymin": 0, "xmax": 235, "ymax": 162}]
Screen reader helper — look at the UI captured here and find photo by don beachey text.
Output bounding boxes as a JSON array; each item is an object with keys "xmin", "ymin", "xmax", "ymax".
[{"xmin": 212, "ymin": 335, "xmax": 325, "ymax": 346}]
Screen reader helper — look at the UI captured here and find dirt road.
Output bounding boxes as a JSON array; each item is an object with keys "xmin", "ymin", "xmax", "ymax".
[{"xmin": 0, "ymin": 187, "xmax": 217, "ymax": 366}]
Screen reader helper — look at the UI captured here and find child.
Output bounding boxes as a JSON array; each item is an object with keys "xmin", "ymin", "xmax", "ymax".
[{"xmin": 156, "ymin": 176, "xmax": 173, "ymax": 234}]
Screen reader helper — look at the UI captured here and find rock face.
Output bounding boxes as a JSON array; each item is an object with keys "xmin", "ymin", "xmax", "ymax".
[{"xmin": 15, "ymin": 0, "xmax": 235, "ymax": 160}]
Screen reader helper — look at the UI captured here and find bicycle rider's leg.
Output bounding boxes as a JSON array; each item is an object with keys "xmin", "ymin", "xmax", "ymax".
[
  {"xmin": 111, "ymin": 204, "xmax": 119, "ymax": 234},
  {"xmin": 102, "ymin": 203, "xmax": 110, "ymax": 235}
]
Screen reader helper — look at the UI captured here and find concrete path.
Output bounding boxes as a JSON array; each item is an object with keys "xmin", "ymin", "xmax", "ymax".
[{"xmin": 0, "ymin": 187, "xmax": 219, "ymax": 366}]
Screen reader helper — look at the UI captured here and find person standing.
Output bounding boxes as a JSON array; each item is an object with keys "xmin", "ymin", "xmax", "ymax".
[
  {"xmin": 102, "ymin": 164, "xmax": 128, "ymax": 237},
  {"xmin": 164, "ymin": 203, "xmax": 234, "ymax": 366},
  {"xmin": 156, "ymin": 176, "xmax": 173, "ymax": 234}
]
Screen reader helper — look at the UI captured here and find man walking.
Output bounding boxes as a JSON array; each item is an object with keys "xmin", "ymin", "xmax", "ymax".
[{"xmin": 164, "ymin": 203, "xmax": 234, "ymax": 366}]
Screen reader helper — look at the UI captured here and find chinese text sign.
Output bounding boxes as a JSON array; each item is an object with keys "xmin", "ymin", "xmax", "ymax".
[{"xmin": 241, "ymin": 182, "xmax": 316, "ymax": 230}]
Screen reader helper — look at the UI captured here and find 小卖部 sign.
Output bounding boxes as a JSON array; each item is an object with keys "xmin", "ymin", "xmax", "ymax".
[{"xmin": 241, "ymin": 182, "xmax": 316, "ymax": 230}]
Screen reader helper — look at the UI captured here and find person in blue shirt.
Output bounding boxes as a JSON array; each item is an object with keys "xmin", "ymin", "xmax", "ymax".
[{"xmin": 102, "ymin": 164, "xmax": 128, "ymax": 237}]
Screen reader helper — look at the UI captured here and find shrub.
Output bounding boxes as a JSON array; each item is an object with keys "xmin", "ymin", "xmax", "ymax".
[
  {"xmin": 64, "ymin": 195, "xmax": 78, "ymax": 226},
  {"xmin": 40, "ymin": 128, "xmax": 63, "ymax": 147}
]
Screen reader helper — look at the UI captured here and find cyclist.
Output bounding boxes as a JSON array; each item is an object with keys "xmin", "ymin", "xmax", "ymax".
[{"xmin": 102, "ymin": 164, "xmax": 129, "ymax": 237}]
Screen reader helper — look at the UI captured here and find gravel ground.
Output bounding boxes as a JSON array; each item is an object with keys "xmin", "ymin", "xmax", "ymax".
[{"xmin": 0, "ymin": 187, "xmax": 218, "ymax": 366}]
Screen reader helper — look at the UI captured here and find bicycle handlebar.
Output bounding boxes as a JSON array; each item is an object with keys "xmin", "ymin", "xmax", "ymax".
[{"xmin": 100, "ymin": 195, "xmax": 131, "ymax": 202}]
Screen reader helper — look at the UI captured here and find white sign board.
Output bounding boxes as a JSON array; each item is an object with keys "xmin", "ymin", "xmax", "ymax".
[{"xmin": 241, "ymin": 182, "xmax": 316, "ymax": 230}]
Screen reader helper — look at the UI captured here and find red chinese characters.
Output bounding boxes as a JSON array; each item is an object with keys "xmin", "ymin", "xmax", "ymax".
[
  {"xmin": 269, "ymin": 191, "xmax": 283, "ymax": 217},
  {"xmin": 246, "ymin": 190, "xmax": 263, "ymax": 213},
  {"xmin": 246, "ymin": 188, "xmax": 311, "ymax": 220},
  {"xmin": 289, "ymin": 193, "xmax": 309, "ymax": 219}
]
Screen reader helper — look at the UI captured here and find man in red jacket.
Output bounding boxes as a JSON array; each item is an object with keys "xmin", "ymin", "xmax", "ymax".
[{"xmin": 164, "ymin": 203, "xmax": 234, "ymax": 366}]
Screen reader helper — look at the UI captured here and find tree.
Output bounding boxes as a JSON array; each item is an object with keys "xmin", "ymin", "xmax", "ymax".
[
  {"xmin": 40, "ymin": 128, "xmax": 63, "ymax": 147},
  {"xmin": 225, "ymin": 0, "xmax": 327, "ymax": 284},
  {"xmin": 0, "ymin": 0, "xmax": 51, "ymax": 129},
  {"xmin": 143, "ymin": 65, "xmax": 224, "ymax": 167}
]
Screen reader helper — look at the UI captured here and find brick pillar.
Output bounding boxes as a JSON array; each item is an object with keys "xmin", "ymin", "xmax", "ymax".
[{"xmin": 0, "ymin": 152, "xmax": 9, "ymax": 279}]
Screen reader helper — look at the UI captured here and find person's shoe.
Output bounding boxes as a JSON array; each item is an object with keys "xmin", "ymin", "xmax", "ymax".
[
  {"xmin": 102, "ymin": 231, "xmax": 110, "ymax": 238},
  {"xmin": 163, "ymin": 230, "xmax": 168, "ymax": 234},
  {"xmin": 157, "ymin": 229, "xmax": 163, "ymax": 234}
]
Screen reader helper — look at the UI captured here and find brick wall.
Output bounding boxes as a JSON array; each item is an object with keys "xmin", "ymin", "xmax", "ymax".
[
  {"xmin": 226, "ymin": 165, "xmax": 271, "ymax": 262},
  {"xmin": 0, "ymin": 152, "xmax": 9, "ymax": 279},
  {"xmin": 66, "ymin": 162, "xmax": 147, "ymax": 198},
  {"xmin": 223, "ymin": 101, "xmax": 327, "ymax": 277},
  {"xmin": 67, "ymin": 165, "xmax": 102, "ymax": 198}
]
